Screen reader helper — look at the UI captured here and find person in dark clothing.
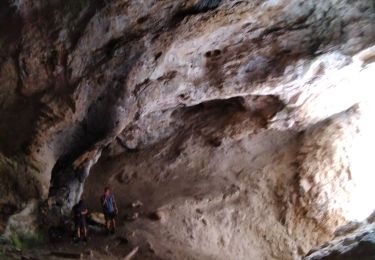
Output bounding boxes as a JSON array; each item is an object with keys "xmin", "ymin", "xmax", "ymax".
[
  {"xmin": 72, "ymin": 199, "xmax": 88, "ymax": 242},
  {"xmin": 100, "ymin": 187, "xmax": 118, "ymax": 234}
]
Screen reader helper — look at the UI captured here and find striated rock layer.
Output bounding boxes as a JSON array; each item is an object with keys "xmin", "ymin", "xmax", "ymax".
[
  {"xmin": 304, "ymin": 216, "xmax": 375, "ymax": 260},
  {"xmin": 1, "ymin": 0, "xmax": 375, "ymax": 259}
]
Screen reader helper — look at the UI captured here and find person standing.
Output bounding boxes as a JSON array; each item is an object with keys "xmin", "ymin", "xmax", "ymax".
[
  {"xmin": 101, "ymin": 187, "xmax": 118, "ymax": 234},
  {"xmin": 72, "ymin": 199, "xmax": 88, "ymax": 243}
]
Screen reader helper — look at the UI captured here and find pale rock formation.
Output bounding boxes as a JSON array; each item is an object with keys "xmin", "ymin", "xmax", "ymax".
[{"xmin": 0, "ymin": 0, "xmax": 375, "ymax": 259}]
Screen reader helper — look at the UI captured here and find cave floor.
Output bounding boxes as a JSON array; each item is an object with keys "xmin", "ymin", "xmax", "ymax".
[{"xmin": 2, "ymin": 226, "xmax": 150, "ymax": 260}]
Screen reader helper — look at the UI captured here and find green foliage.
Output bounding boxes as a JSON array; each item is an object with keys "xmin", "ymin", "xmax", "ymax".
[
  {"xmin": 9, "ymin": 233, "xmax": 22, "ymax": 251},
  {"xmin": 9, "ymin": 232, "xmax": 44, "ymax": 251}
]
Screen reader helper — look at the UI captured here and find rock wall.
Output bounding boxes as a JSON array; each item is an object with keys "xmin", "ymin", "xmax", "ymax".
[
  {"xmin": 305, "ymin": 217, "xmax": 375, "ymax": 260},
  {"xmin": 1, "ymin": 0, "xmax": 375, "ymax": 259}
]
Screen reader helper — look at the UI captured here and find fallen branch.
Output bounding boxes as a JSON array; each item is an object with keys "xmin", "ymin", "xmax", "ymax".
[{"xmin": 123, "ymin": 246, "xmax": 139, "ymax": 260}]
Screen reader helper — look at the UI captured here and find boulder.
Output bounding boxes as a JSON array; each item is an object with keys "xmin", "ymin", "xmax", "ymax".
[
  {"xmin": 3, "ymin": 200, "xmax": 39, "ymax": 241},
  {"xmin": 88, "ymin": 212, "xmax": 106, "ymax": 226}
]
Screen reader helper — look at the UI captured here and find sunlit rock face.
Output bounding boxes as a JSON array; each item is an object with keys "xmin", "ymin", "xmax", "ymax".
[{"xmin": 1, "ymin": 0, "xmax": 375, "ymax": 259}]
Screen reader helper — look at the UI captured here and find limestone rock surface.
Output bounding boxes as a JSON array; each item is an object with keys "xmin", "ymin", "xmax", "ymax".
[{"xmin": 1, "ymin": 0, "xmax": 375, "ymax": 259}]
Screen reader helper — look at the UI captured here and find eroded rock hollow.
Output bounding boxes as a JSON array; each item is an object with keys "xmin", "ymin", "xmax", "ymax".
[{"xmin": 1, "ymin": 0, "xmax": 375, "ymax": 259}]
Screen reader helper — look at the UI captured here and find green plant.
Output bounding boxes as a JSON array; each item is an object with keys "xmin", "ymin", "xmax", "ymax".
[
  {"xmin": 9, "ymin": 232, "xmax": 44, "ymax": 251},
  {"xmin": 9, "ymin": 233, "xmax": 22, "ymax": 251}
]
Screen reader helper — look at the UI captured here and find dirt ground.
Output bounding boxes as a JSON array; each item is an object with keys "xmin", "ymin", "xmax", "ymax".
[{"xmin": 1, "ymin": 222, "xmax": 153, "ymax": 260}]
